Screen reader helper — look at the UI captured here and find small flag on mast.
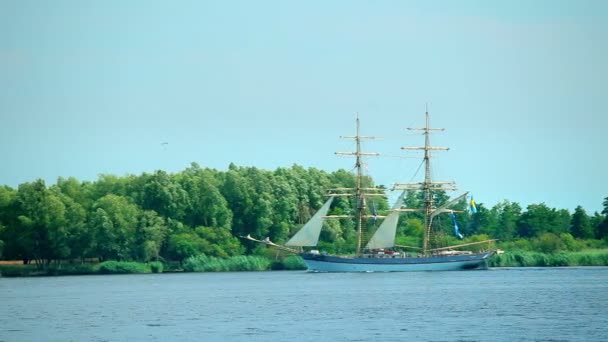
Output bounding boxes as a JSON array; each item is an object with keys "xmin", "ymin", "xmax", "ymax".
[
  {"xmin": 451, "ymin": 211, "xmax": 464, "ymax": 239},
  {"xmin": 469, "ymin": 196, "xmax": 477, "ymax": 214}
]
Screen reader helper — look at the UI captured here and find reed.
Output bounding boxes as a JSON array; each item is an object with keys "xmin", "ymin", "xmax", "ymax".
[
  {"xmin": 0, "ymin": 264, "xmax": 38, "ymax": 277},
  {"xmin": 270, "ymin": 255, "xmax": 307, "ymax": 270},
  {"xmin": 228, "ymin": 255, "xmax": 270, "ymax": 271},
  {"xmin": 280, "ymin": 255, "xmax": 307, "ymax": 270},
  {"xmin": 183, "ymin": 255, "xmax": 271, "ymax": 272},
  {"xmin": 0, "ymin": 263, "xmax": 104, "ymax": 276},
  {"xmin": 45, "ymin": 264, "xmax": 100, "ymax": 275},
  {"xmin": 97, "ymin": 261, "xmax": 151, "ymax": 274},
  {"xmin": 489, "ymin": 249, "xmax": 608, "ymax": 267}
]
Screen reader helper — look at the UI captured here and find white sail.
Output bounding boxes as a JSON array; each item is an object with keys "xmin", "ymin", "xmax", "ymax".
[
  {"xmin": 365, "ymin": 191, "xmax": 406, "ymax": 250},
  {"xmin": 430, "ymin": 192, "xmax": 468, "ymax": 219},
  {"xmin": 285, "ymin": 197, "xmax": 334, "ymax": 246}
]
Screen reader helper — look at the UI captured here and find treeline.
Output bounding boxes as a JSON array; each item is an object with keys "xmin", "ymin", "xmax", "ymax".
[
  {"xmin": 0, "ymin": 162, "xmax": 607, "ymax": 268},
  {"xmin": 399, "ymin": 190, "xmax": 608, "ymax": 254},
  {"xmin": 0, "ymin": 163, "xmax": 380, "ymax": 267}
]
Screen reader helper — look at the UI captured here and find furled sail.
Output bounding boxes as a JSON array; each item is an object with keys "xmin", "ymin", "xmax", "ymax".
[
  {"xmin": 285, "ymin": 197, "xmax": 334, "ymax": 246},
  {"xmin": 365, "ymin": 191, "xmax": 406, "ymax": 250}
]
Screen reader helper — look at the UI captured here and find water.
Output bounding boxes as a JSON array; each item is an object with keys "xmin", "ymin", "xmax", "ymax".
[{"xmin": 1, "ymin": 267, "xmax": 607, "ymax": 342}]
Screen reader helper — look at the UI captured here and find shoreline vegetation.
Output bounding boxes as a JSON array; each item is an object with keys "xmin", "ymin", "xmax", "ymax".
[
  {"xmin": 2, "ymin": 250, "xmax": 608, "ymax": 277},
  {"xmin": 0, "ymin": 255, "xmax": 308, "ymax": 277},
  {"xmin": 1, "ymin": 165, "xmax": 608, "ymax": 277}
]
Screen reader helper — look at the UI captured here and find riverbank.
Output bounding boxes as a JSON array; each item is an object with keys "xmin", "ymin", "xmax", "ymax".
[
  {"xmin": 488, "ymin": 249, "xmax": 608, "ymax": 267},
  {"xmin": 2, "ymin": 250, "xmax": 608, "ymax": 277},
  {"xmin": 0, "ymin": 260, "xmax": 165, "ymax": 277},
  {"xmin": 0, "ymin": 255, "xmax": 307, "ymax": 277}
]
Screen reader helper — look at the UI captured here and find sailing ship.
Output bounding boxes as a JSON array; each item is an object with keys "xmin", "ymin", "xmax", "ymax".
[{"xmin": 243, "ymin": 110, "xmax": 496, "ymax": 272}]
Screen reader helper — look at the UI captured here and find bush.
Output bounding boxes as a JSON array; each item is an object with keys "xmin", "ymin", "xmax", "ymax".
[
  {"xmin": 570, "ymin": 250, "xmax": 608, "ymax": 266},
  {"xmin": 183, "ymin": 255, "xmax": 271, "ymax": 272},
  {"xmin": 269, "ymin": 255, "xmax": 307, "ymax": 270},
  {"xmin": 183, "ymin": 255, "xmax": 223, "ymax": 272},
  {"xmin": 533, "ymin": 233, "xmax": 564, "ymax": 254},
  {"xmin": 98, "ymin": 261, "xmax": 150, "ymax": 274},
  {"xmin": 0, "ymin": 264, "xmax": 38, "ymax": 277},
  {"xmin": 489, "ymin": 249, "xmax": 608, "ymax": 267},
  {"xmin": 45, "ymin": 264, "xmax": 99, "ymax": 276},
  {"xmin": 281, "ymin": 255, "xmax": 307, "ymax": 270},
  {"xmin": 548, "ymin": 252, "xmax": 572, "ymax": 267},
  {"xmin": 0, "ymin": 263, "xmax": 99, "ymax": 276},
  {"xmin": 149, "ymin": 261, "xmax": 164, "ymax": 273},
  {"xmin": 229, "ymin": 255, "xmax": 270, "ymax": 271},
  {"xmin": 560, "ymin": 234, "xmax": 583, "ymax": 251}
]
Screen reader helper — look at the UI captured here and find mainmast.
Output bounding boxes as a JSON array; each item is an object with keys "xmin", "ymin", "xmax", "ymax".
[
  {"xmin": 335, "ymin": 115, "xmax": 381, "ymax": 255},
  {"xmin": 393, "ymin": 107, "xmax": 455, "ymax": 254}
]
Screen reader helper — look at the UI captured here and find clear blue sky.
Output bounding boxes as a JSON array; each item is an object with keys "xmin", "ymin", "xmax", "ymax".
[{"xmin": 1, "ymin": 1, "xmax": 606, "ymax": 213}]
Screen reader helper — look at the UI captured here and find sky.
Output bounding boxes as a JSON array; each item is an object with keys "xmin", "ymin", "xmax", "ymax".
[{"xmin": 1, "ymin": 0, "xmax": 607, "ymax": 214}]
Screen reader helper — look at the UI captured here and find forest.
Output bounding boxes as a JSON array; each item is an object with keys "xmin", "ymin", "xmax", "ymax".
[{"xmin": 1, "ymin": 162, "xmax": 607, "ymax": 272}]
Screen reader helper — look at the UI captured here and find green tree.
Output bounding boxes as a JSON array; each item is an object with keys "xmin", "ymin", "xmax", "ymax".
[
  {"xmin": 597, "ymin": 220, "xmax": 608, "ymax": 240},
  {"xmin": 179, "ymin": 167, "xmax": 232, "ymax": 229},
  {"xmin": 58, "ymin": 193, "xmax": 90, "ymax": 261},
  {"xmin": 570, "ymin": 206, "xmax": 593, "ymax": 239},
  {"xmin": 467, "ymin": 203, "xmax": 496, "ymax": 237},
  {"xmin": 0, "ymin": 186, "xmax": 17, "ymax": 259},
  {"xmin": 552, "ymin": 209, "xmax": 571, "ymax": 235},
  {"xmin": 89, "ymin": 174, "xmax": 128, "ymax": 199},
  {"xmin": 494, "ymin": 200, "xmax": 521, "ymax": 241},
  {"xmin": 596, "ymin": 197, "xmax": 608, "ymax": 239},
  {"xmin": 245, "ymin": 167, "xmax": 275, "ymax": 239},
  {"xmin": 517, "ymin": 203, "xmax": 570, "ymax": 237},
  {"xmin": 0, "ymin": 185, "xmax": 17, "ymax": 226},
  {"xmin": 399, "ymin": 217, "xmax": 424, "ymax": 239},
  {"xmin": 14, "ymin": 180, "xmax": 70, "ymax": 267},
  {"xmin": 270, "ymin": 169, "xmax": 299, "ymax": 242},
  {"xmin": 194, "ymin": 226, "xmax": 244, "ymax": 257},
  {"xmin": 90, "ymin": 194, "xmax": 139, "ymax": 261},
  {"xmin": 220, "ymin": 166, "xmax": 276, "ymax": 244},
  {"xmin": 56, "ymin": 177, "xmax": 90, "ymax": 208},
  {"xmin": 493, "ymin": 201, "xmax": 522, "ymax": 240},
  {"xmin": 135, "ymin": 210, "xmax": 168, "ymax": 261},
  {"xmin": 141, "ymin": 170, "xmax": 190, "ymax": 220},
  {"xmin": 166, "ymin": 232, "xmax": 208, "ymax": 262},
  {"xmin": 220, "ymin": 168, "xmax": 255, "ymax": 239},
  {"xmin": 289, "ymin": 165, "xmax": 327, "ymax": 224}
]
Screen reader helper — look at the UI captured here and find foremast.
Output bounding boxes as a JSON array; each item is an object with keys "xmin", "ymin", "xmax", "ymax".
[
  {"xmin": 334, "ymin": 116, "xmax": 383, "ymax": 256},
  {"xmin": 393, "ymin": 108, "xmax": 455, "ymax": 255}
]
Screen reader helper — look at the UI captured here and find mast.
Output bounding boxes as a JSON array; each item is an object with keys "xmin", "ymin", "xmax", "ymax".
[
  {"xmin": 394, "ymin": 107, "xmax": 455, "ymax": 255},
  {"xmin": 335, "ymin": 115, "xmax": 380, "ymax": 256}
]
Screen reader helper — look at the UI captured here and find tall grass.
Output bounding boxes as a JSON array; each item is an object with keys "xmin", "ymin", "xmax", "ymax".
[
  {"xmin": 489, "ymin": 249, "xmax": 608, "ymax": 267},
  {"xmin": 44, "ymin": 264, "xmax": 101, "ymax": 276},
  {"xmin": 0, "ymin": 261, "xmax": 165, "ymax": 276},
  {"xmin": 97, "ymin": 261, "xmax": 151, "ymax": 274},
  {"xmin": 270, "ymin": 255, "xmax": 307, "ymax": 270},
  {"xmin": 0, "ymin": 264, "xmax": 40, "ymax": 277},
  {"xmin": 183, "ymin": 255, "xmax": 271, "ymax": 272},
  {"xmin": 280, "ymin": 255, "xmax": 307, "ymax": 270}
]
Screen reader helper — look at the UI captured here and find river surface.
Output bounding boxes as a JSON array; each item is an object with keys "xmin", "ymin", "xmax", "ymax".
[{"xmin": 1, "ymin": 267, "xmax": 607, "ymax": 342}]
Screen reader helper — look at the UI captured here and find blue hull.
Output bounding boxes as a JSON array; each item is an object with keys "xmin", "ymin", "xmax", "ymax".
[{"xmin": 301, "ymin": 251, "xmax": 495, "ymax": 272}]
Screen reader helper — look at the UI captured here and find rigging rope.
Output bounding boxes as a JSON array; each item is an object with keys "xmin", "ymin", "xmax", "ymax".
[{"xmin": 410, "ymin": 159, "xmax": 425, "ymax": 182}]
